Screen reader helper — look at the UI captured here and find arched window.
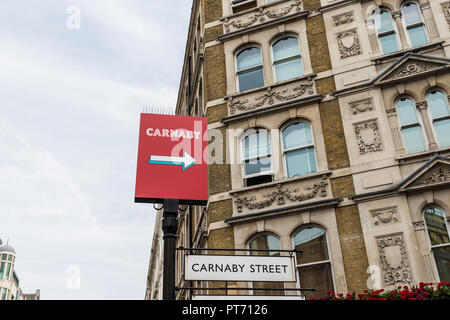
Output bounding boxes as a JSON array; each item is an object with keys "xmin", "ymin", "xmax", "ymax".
[
  {"xmin": 374, "ymin": 10, "xmax": 399, "ymax": 54},
  {"xmin": 402, "ymin": 2, "xmax": 428, "ymax": 47},
  {"xmin": 272, "ymin": 37, "xmax": 303, "ymax": 82},
  {"xmin": 396, "ymin": 97, "xmax": 426, "ymax": 154},
  {"xmin": 426, "ymin": 91, "xmax": 450, "ymax": 148},
  {"xmin": 423, "ymin": 206, "xmax": 450, "ymax": 281},
  {"xmin": 241, "ymin": 129, "xmax": 273, "ymax": 187},
  {"xmin": 293, "ymin": 226, "xmax": 333, "ymax": 299},
  {"xmin": 282, "ymin": 122, "xmax": 317, "ymax": 178},
  {"xmin": 248, "ymin": 234, "xmax": 284, "ymax": 296},
  {"xmin": 236, "ymin": 47, "xmax": 264, "ymax": 92}
]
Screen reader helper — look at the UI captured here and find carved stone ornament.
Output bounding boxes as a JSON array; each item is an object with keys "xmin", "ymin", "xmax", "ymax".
[
  {"xmin": 336, "ymin": 29, "xmax": 361, "ymax": 59},
  {"xmin": 354, "ymin": 119, "xmax": 383, "ymax": 155},
  {"xmin": 385, "ymin": 108, "xmax": 397, "ymax": 117},
  {"xmin": 441, "ymin": 1, "xmax": 450, "ymax": 28},
  {"xmin": 224, "ymin": 0, "xmax": 302, "ymax": 33},
  {"xmin": 349, "ymin": 98, "xmax": 373, "ymax": 114},
  {"xmin": 412, "ymin": 221, "xmax": 425, "ymax": 231},
  {"xmin": 234, "ymin": 179, "xmax": 328, "ymax": 213},
  {"xmin": 414, "ymin": 164, "xmax": 450, "ymax": 186},
  {"xmin": 333, "ymin": 11, "xmax": 354, "ymax": 26},
  {"xmin": 376, "ymin": 233, "xmax": 413, "ymax": 287},
  {"xmin": 371, "ymin": 207, "xmax": 398, "ymax": 225},
  {"xmin": 390, "ymin": 62, "xmax": 440, "ymax": 80},
  {"xmin": 228, "ymin": 80, "xmax": 314, "ymax": 115},
  {"xmin": 416, "ymin": 101, "xmax": 428, "ymax": 111}
]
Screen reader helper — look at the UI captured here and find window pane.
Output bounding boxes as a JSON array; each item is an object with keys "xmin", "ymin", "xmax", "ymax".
[
  {"xmin": 237, "ymin": 47, "xmax": 262, "ymax": 71},
  {"xmin": 396, "ymin": 98, "xmax": 418, "ymax": 125},
  {"xmin": 401, "ymin": 126, "xmax": 426, "ymax": 154},
  {"xmin": 273, "ymin": 37, "xmax": 300, "ymax": 61},
  {"xmin": 244, "ymin": 157, "xmax": 272, "ymax": 176},
  {"xmin": 380, "ymin": 33, "xmax": 399, "ymax": 54},
  {"xmin": 408, "ymin": 25, "xmax": 428, "ymax": 47},
  {"xmin": 376, "ymin": 11, "xmax": 395, "ymax": 33},
  {"xmin": 1, "ymin": 254, "xmax": 6, "ymax": 261},
  {"xmin": 402, "ymin": 3, "xmax": 422, "ymax": 25},
  {"xmin": 425, "ymin": 207, "xmax": 450, "ymax": 246},
  {"xmin": 283, "ymin": 122, "xmax": 313, "ymax": 150},
  {"xmin": 1, "ymin": 288, "xmax": 6, "ymax": 300},
  {"xmin": 298, "ymin": 263, "xmax": 333, "ymax": 299},
  {"xmin": 5, "ymin": 263, "xmax": 11, "ymax": 280},
  {"xmin": 435, "ymin": 119, "xmax": 450, "ymax": 147},
  {"xmin": 294, "ymin": 227, "xmax": 328, "ymax": 265},
  {"xmin": 238, "ymin": 68, "xmax": 264, "ymax": 92},
  {"xmin": 275, "ymin": 57, "xmax": 302, "ymax": 82},
  {"xmin": 285, "ymin": 147, "xmax": 316, "ymax": 178},
  {"xmin": 428, "ymin": 91, "xmax": 450, "ymax": 119},
  {"xmin": 249, "ymin": 235, "xmax": 284, "ymax": 295},
  {"xmin": 243, "ymin": 131, "xmax": 270, "ymax": 159},
  {"xmin": 0, "ymin": 262, "xmax": 4, "ymax": 279},
  {"xmin": 432, "ymin": 246, "xmax": 450, "ymax": 281},
  {"xmin": 249, "ymin": 235, "xmax": 280, "ymax": 255}
]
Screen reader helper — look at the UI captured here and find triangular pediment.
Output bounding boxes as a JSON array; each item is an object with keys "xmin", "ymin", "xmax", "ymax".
[
  {"xmin": 373, "ymin": 53, "xmax": 450, "ymax": 85},
  {"xmin": 400, "ymin": 156, "xmax": 450, "ymax": 191}
]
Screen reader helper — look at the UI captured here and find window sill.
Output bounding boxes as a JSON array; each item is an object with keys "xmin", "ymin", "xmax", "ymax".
[
  {"xmin": 230, "ymin": 170, "xmax": 332, "ymax": 195},
  {"xmin": 395, "ymin": 146, "xmax": 450, "ymax": 165},
  {"xmin": 371, "ymin": 40, "xmax": 444, "ymax": 65}
]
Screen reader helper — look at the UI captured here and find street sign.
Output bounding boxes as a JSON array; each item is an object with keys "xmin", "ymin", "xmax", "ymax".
[
  {"xmin": 185, "ymin": 255, "xmax": 296, "ymax": 282},
  {"xmin": 134, "ymin": 113, "xmax": 208, "ymax": 204}
]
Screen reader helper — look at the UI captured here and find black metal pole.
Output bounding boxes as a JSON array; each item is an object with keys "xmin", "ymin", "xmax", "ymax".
[{"xmin": 162, "ymin": 199, "xmax": 179, "ymax": 300}]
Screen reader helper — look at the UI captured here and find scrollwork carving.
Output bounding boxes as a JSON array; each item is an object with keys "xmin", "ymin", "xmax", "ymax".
[
  {"xmin": 415, "ymin": 165, "xmax": 450, "ymax": 186},
  {"xmin": 354, "ymin": 119, "xmax": 383, "ymax": 155},
  {"xmin": 234, "ymin": 179, "xmax": 328, "ymax": 213},
  {"xmin": 224, "ymin": 0, "xmax": 302, "ymax": 33},
  {"xmin": 228, "ymin": 80, "xmax": 314, "ymax": 114},
  {"xmin": 349, "ymin": 98, "xmax": 373, "ymax": 114},
  {"xmin": 441, "ymin": 1, "xmax": 450, "ymax": 28},
  {"xmin": 333, "ymin": 11, "xmax": 354, "ymax": 26},
  {"xmin": 371, "ymin": 207, "xmax": 398, "ymax": 225},
  {"xmin": 336, "ymin": 29, "xmax": 361, "ymax": 59},
  {"xmin": 376, "ymin": 233, "xmax": 413, "ymax": 287}
]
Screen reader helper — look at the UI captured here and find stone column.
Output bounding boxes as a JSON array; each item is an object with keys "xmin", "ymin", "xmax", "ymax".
[
  {"xmin": 416, "ymin": 101, "xmax": 438, "ymax": 151},
  {"xmin": 392, "ymin": 10, "xmax": 409, "ymax": 50},
  {"xmin": 420, "ymin": 2, "xmax": 439, "ymax": 41}
]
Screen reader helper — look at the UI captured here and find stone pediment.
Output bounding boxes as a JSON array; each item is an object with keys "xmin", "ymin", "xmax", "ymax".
[
  {"xmin": 400, "ymin": 157, "xmax": 450, "ymax": 191},
  {"xmin": 373, "ymin": 53, "xmax": 450, "ymax": 85},
  {"xmin": 352, "ymin": 156, "xmax": 450, "ymax": 202}
]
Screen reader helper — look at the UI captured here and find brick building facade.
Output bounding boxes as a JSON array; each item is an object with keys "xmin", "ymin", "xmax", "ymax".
[{"xmin": 146, "ymin": 0, "xmax": 450, "ymax": 300}]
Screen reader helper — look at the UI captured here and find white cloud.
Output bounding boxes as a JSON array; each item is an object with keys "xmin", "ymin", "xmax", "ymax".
[{"xmin": 0, "ymin": 0, "xmax": 191, "ymax": 299}]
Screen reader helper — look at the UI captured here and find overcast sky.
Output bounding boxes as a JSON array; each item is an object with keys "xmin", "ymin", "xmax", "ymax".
[{"xmin": 0, "ymin": 0, "xmax": 191, "ymax": 299}]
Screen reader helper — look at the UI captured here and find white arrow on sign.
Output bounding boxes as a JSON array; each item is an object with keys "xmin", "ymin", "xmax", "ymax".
[{"xmin": 148, "ymin": 152, "xmax": 196, "ymax": 171}]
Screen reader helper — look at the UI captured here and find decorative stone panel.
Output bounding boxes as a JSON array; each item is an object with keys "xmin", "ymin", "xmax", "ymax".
[
  {"xmin": 376, "ymin": 232, "xmax": 413, "ymax": 287},
  {"xmin": 353, "ymin": 119, "xmax": 383, "ymax": 155},
  {"xmin": 413, "ymin": 164, "xmax": 450, "ymax": 186},
  {"xmin": 336, "ymin": 29, "xmax": 361, "ymax": 59},
  {"xmin": 441, "ymin": 2, "xmax": 450, "ymax": 28},
  {"xmin": 231, "ymin": 176, "xmax": 330, "ymax": 215},
  {"xmin": 332, "ymin": 11, "xmax": 354, "ymax": 26},
  {"xmin": 223, "ymin": 0, "xmax": 302, "ymax": 33},
  {"xmin": 349, "ymin": 98, "xmax": 373, "ymax": 114},
  {"xmin": 227, "ymin": 77, "xmax": 315, "ymax": 115},
  {"xmin": 370, "ymin": 206, "xmax": 398, "ymax": 226}
]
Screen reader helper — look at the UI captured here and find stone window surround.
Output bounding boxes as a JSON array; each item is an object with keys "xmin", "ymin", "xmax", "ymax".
[
  {"xmin": 364, "ymin": 1, "xmax": 439, "ymax": 57},
  {"xmin": 232, "ymin": 33, "xmax": 307, "ymax": 95},
  {"xmin": 421, "ymin": 204, "xmax": 450, "ymax": 282},
  {"xmin": 231, "ymin": 115, "xmax": 328, "ymax": 189},
  {"xmin": 223, "ymin": 17, "xmax": 312, "ymax": 97},
  {"xmin": 390, "ymin": 89, "xmax": 450, "ymax": 154}
]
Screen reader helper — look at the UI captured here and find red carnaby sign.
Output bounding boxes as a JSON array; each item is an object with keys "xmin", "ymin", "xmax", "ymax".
[{"xmin": 134, "ymin": 113, "xmax": 208, "ymax": 204}]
